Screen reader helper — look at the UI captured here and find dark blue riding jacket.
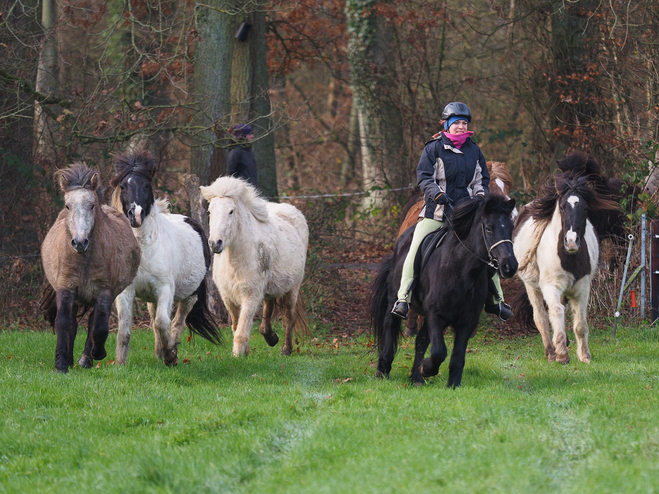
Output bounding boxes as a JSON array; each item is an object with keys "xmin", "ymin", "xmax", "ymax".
[
  {"xmin": 228, "ymin": 144, "xmax": 258, "ymax": 188},
  {"xmin": 418, "ymin": 133, "xmax": 490, "ymax": 221}
]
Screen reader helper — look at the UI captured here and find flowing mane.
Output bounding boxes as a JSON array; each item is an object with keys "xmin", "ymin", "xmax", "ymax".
[
  {"xmin": 55, "ymin": 162, "xmax": 102, "ymax": 200},
  {"xmin": 449, "ymin": 197, "xmax": 482, "ymax": 239},
  {"xmin": 110, "ymin": 150, "xmax": 156, "ymax": 187},
  {"xmin": 556, "ymin": 150, "xmax": 602, "ymax": 177},
  {"xmin": 528, "ymin": 174, "xmax": 620, "ymax": 223},
  {"xmin": 488, "ymin": 161, "xmax": 513, "ymax": 197},
  {"xmin": 201, "ymin": 176, "xmax": 269, "ymax": 223}
]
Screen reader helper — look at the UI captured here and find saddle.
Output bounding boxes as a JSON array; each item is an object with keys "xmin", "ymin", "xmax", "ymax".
[{"xmin": 413, "ymin": 226, "xmax": 449, "ymax": 279}]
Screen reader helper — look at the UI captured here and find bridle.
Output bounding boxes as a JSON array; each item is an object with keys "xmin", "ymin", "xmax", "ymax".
[{"xmin": 453, "ymin": 223, "xmax": 513, "ymax": 270}]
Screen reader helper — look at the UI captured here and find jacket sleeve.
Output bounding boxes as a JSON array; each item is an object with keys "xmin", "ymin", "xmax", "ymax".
[
  {"xmin": 416, "ymin": 142, "xmax": 442, "ymax": 201},
  {"xmin": 469, "ymin": 148, "xmax": 490, "ymax": 198},
  {"xmin": 227, "ymin": 149, "xmax": 240, "ymax": 176}
]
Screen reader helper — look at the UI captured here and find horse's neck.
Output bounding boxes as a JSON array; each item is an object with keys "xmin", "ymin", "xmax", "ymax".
[
  {"xmin": 224, "ymin": 215, "xmax": 260, "ymax": 267},
  {"xmin": 133, "ymin": 203, "xmax": 163, "ymax": 245}
]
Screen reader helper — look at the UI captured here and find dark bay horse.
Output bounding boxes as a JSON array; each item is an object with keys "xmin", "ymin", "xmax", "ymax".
[
  {"xmin": 371, "ymin": 194, "xmax": 517, "ymax": 387},
  {"xmin": 40, "ymin": 163, "xmax": 140, "ymax": 372}
]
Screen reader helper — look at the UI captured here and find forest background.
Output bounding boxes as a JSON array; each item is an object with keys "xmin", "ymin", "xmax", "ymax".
[{"xmin": 1, "ymin": 0, "xmax": 659, "ymax": 328}]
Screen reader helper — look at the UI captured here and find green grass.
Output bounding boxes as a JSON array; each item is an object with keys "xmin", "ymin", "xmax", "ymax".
[{"xmin": 1, "ymin": 320, "xmax": 659, "ymax": 493}]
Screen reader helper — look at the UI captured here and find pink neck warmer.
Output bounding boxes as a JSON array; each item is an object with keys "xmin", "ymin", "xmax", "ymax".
[{"xmin": 444, "ymin": 131, "xmax": 474, "ymax": 149}]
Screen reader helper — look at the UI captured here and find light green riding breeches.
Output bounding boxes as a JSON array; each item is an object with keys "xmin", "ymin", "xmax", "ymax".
[{"xmin": 396, "ymin": 217, "xmax": 505, "ymax": 304}]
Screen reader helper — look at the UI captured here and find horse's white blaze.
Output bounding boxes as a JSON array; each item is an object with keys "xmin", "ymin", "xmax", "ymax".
[
  {"xmin": 65, "ymin": 188, "xmax": 96, "ymax": 242},
  {"xmin": 513, "ymin": 201, "xmax": 598, "ymax": 364},
  {"xmin": 565, "ymin": 227, "xmax": 578, "ymax": 248},
  {"xmin": 567, "ymin": 195, "xmax": 579, "ymax": 208},
  {"xmin": 131, "ymin": 202, "xmax": 143, "ymax": 226},
  {"xmin": 495, "ymin": 178, "xmax": 506, "ymax": 194}
]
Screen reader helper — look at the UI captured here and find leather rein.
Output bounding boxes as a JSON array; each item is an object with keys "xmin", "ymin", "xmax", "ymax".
[{"xmin": 452, "ymin": 223, "xmax": 513, "ymax": 270}]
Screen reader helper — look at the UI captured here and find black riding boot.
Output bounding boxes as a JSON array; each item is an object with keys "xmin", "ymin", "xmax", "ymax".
[{"xmin": 391, "ymin": 300, "xmax": 409, "ymax": 320}]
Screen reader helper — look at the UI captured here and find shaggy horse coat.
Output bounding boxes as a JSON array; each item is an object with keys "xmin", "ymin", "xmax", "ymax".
[
  {"xmin": 201, "ymin": 176, "xmax": 309, "ymax": 357},
  {"xmin": 41, "ymin": 163, "xmax": 140, "ymax": 372},
  {"xmin": 371, "ymin": 195, "xmax": 517, "ymax": 387},
  {"xmin": 111, "ymin": 152, "xmax": 222, "ymax": 366},
  {"xmin": 513, "ymin": 172, "xmax": 619, "ymax": 364}
]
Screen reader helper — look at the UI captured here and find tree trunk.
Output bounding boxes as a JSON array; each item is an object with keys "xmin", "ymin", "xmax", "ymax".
[
  {"xmin": 346, "ymin": 0, "xmax": 404, "ymax": 209},
  {"xmin": 33, "ymin": 0, "xmax": 59, "ymax": 167},
  {"xmin": 190, "ymin": 1, "xmax": 234, "ymax": 185}
]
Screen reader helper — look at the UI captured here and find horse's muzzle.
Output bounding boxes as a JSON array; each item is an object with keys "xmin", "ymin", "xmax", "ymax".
[
  {"xmin": 127, "ymin": 207, "xmax": 144, "ymax": 227},
  {"xmin": 71, "ymin": 238, "xmax": 89, "ymax": 254},
  {"xmin": 564, "ymin": 239, "xmax": 580, "ymax": 253},
  {"xmin": 209, "ymin": 239, "xmax": 224, "ymax": 254},
  {"xmin": 499, "ymin": 256, "xmax": 518, "ymax": 279}
]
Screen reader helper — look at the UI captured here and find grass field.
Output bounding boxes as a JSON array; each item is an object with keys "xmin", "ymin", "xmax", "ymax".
[{"xmin": 1, "ymin": 319, "xmax": 659, "ymax": 493}]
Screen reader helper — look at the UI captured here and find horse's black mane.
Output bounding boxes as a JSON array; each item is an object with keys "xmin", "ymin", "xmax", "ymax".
[
  {"xmin": 55, "ymin": 162, "xmax": 99, "ymax": 193},
  {"xmin": 450, "ymin": 195, "xmax": 509, "ymax": 239},
  {"xmin": 556, "ymin": 150, "xmax": 602, "ymax": 178},
  {"xmin": 110, "ymin": 151, "xmax": 156, "ymax": 187}
]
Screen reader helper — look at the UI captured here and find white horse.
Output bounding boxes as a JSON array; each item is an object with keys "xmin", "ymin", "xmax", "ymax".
[
  {"xmin": 111, "ymin": 152, "xmax": 222, "ymax": 366},
  {"xmin": 201, "ymin": 177, "xmax": 309, "ymax": 357},
  {"xmin": 513, "ymin": 171, "xmax": 617, "ymax": 364}
]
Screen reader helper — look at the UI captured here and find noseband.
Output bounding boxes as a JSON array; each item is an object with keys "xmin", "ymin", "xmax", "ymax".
[{"xmin": 453, "ymin": 224, "xmax": 513, "ymax": 270}]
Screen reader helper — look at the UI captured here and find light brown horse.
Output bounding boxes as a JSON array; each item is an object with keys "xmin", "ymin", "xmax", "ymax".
[
  {"xmin": 396, "ymin": 161, "xmax": 514, "ymax": 336},
  {"xmin": 40, "ymin": 163, "xmax": 140, "ymax": 372}
]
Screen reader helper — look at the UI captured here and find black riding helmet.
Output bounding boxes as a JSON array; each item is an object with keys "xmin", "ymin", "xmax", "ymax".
[{"xmin": 441, "ymin": 102, "xmax": 472, "ymax": 122}]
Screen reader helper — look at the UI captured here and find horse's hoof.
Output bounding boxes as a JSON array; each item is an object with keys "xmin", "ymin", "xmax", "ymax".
[
  {"xmin": 164, "ymin": 357, "xmax": 178, "ymax": 367},
  {"xmin": 91, "ymin": 348, "xmax": 107, "ymax": 361},
  {"xmin": 556, "ymin": 353, "xmax": 570, "ymax": 364},
  {"xmin": 55, "ymin": 366, "xmax": 69, "ymax": 374},
  {"xmin": 413, "ymin": 380, "xmax": 425, "ymax": 387},
  {"xmin": 375, "ymin": 370, "xmax": 388, "ymax": 379},
  {"xmin": 263, "ymin": 332, "xmax": 279, "ymax": 347},
  {"xmin": 281, "ymin": 345, "xmax": 292, "ymax": 356},
  {"xmin": 78, "ymin": 355, "xmax": 93, "ymax": 369}
]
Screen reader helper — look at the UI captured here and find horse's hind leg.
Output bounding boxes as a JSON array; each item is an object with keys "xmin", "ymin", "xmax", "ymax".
[
  {"xmin": 115, "ymin": 287, "xmax": 135, "ymax": 365},
  {"xmin": 89, "ymin": 292, "xmax": 111, "ymax": 362},
  {"xmin": 281, "ymin": 291, "xmax": 299, "ymax": 356},
  {"xmin": 79, "ymin": 307, "xmax": 94, "ymax": 369},
  {"xmin": 570, "ymin": 293, "xmax": 591, "ymax": 363},
  {"xmin": 410, "ymin": 321, "xmax": 430, "ymax": 385},
  {"xmin": 169, "ymin": 296, "xmax": 197, "ymax": 366},
  {"xmin": 147, "ymin": 302, "xmax": 161, "ymax": 358},
  {"xmin": 153, "ymin": 285, "xmax": 176, "ymax": 365},
  {"xmin": 526, "ymin": 286, "xmax": 557, "ymax": 362},
  {"xmin": 418, "ymin": 311, "xmax": 448, "ymax": 379},
  {"xmin": 260, "ymin": 300, "xmax": 279, "ymax": 347},
  {"xmin": 376, "ymin": 311, "xmax": 400, "ymax": 378}
]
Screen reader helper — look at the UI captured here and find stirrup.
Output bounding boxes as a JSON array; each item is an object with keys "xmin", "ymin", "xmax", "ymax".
[
  {"xmin": 391, "ymin": 300, "xmax": 409, "ymax": 320},
  {"xmin": 485, "ymin": 301, "xmax": 513, "ymax": 322}
]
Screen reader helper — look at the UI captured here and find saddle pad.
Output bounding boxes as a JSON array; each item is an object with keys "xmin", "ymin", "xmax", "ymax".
[{"xmin": 413, "ymin": 226, "xmax": 449, "ymax": 278}]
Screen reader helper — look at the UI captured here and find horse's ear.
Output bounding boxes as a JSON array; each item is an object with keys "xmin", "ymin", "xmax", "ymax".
[
  {"xmin": 506, "ymin": 198, "xmax": 516, "ymax": 211},
  {"xmin": 199, "ymin": 185, "xmax": 213, "ymax": 201},
  {"xmin": 90, "ymin": 173, "xmax": 99, "ymax": 190},
  {"xmin": 57, "ymin": 173, "xmax": 67, "ymax": 192}
]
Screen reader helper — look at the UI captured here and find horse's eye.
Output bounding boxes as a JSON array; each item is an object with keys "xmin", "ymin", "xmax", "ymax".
[
  {"xmin": 91, "ymin": 204, "xmax": 95, "ymax": 210},
  {"xmin": 486, "ymin": 228, "xmax": 493, "ymax": 234},
  {"xmin": 65, "ymin": 204, "xmax": 70, "ymax": 210},
  {"xmin": 229, "ymin": 209, "xmax": 234, "ymax": 215}
]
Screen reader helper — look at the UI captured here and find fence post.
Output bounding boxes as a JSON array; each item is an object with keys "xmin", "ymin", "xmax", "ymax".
[{"xmin": 641, "ymin": 214, "xmax": 646, "ymax": 319}]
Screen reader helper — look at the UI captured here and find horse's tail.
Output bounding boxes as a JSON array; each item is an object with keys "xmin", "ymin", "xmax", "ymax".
[
  {"xmin": 39, "ymin": 282, "xmax": 58, "ymax": 330},
  {"xmin": 370, "ymin": 255, "xmax": 400, "ymax": 355},
  {"xmin": 186, "ymin": 278, "xmax": 223, "ymax": 345},
  {"xmin": 292, "ymin": 294, "xmax": 311, "ymax": 337},
  {"xmin": 507, "ymin": 279, "xmax": 537, "ymax": 333}
]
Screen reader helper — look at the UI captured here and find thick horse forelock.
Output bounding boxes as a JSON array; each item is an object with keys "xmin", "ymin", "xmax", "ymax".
[
  {"xmin": 110, "ymin": 151, "xmax": 155, "ymax": 187},
  {"xmin": 55, "ymin": 162, "xmax": 99, "ymax": 193},
  {"xmin": 203, "ymin": 176, "xmax": 269, "ymax": 222},
  {"xmin": 449, "ymin": 196, "xmax": 484, "ymax": 239},
  {"xmin": 556, "ymin": 150, "xmax": 602, "ymax": 178}
]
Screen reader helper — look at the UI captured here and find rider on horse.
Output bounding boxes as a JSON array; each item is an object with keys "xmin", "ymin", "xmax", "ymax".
[{"xmin": 391, "ymin": 102, "xmax": 514, "ymax": 322}]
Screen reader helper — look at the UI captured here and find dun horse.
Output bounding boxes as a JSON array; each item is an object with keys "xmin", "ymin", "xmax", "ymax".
[
  {"xmin": 40, "ymin": 163, "xmax": 140, "ymax": 372},
  {"xmin": 201, "ymin": 176, "xmax": 309, "ymax": 357},
  {"xmin": 111, "ymin": 151, "xmax": 222, "ymax": 366},
  {"xmin": 513, "ymin": 167, "xmax": 619, "ymax": 364},
  {"xmin": 371, "ymin": 194, "xmax": 517, "ymax": 387}
]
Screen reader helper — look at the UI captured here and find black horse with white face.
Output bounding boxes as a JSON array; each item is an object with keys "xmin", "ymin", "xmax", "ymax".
[
  {"xmin": 371, "ymin": 194, "xmax": 518, "ymax": 387},
  {"xmin": 110, "ymin": 151, "xmax": 222, "ymax": 366}
]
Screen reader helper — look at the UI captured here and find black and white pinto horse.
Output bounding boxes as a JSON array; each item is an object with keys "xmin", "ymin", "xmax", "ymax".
[
  {"xmin": 111, "ymin": 151, "xmax": 222, "ymax": 365},
  {"xmin": 371, "ymin": 194, "xmax": 518, "ymax": 387},
  {"xmin": 513, "ymin": 172, "xmax": 619, "ymax": 364}
]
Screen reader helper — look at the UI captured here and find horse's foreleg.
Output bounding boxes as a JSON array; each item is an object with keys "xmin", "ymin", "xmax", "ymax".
[
  {"xmin": 79, "ymin": 307, "xmax": 94, "ymax": 368},
  {"xmin": 526, "ymin": 286, "xmax": 557, "ymax": 362},
  {"xmin": 115, "ymin": 288, "xmax": 135, "ymax": 365},
  {"xmin": 260, "ymin": 300, "xmax": 279, "ymax": 347},
  {"xmin": 570, "ymin": 292, "xmax": 591, "ymax": 363},
  {"xmin": 447, "ymin": 325, "xmax": 473, "ymax": 388},
  {"xmin": 410, "ymin": 321, "xmax": 430, "ymax": 385},
  {"xmin": 54, "ymin": 290, "xmax": 76, "ymax": 372},
  {"xmin": 542, "ymin": 287, "xmax": 569, "ymax": 364},
  {"xmin": 233, "ymin": 299, "xmax": 261, "ymax": 357},
  {"xmin": 89, "ymin": 292, "xmax": 111, "ymax": 362},
  {"xmin": 170, "ymin": 295, "xmax": 197, "ymax": 365},
  {"xmin": 153, "ymin": 286, "xmax": 176, "ymax": 365},
  {"xmin": 419, "ymin": 311, "xmax": 448, "ymax": 379}
]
